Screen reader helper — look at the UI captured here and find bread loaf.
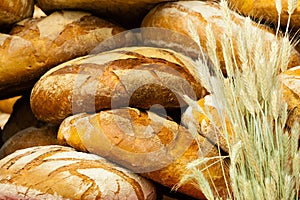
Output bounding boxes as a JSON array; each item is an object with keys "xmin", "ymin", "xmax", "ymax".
[
  {"xmin": 0, "ymin": 0, "xmax": 34, "ymax": 26},
  {"xmin": 281, "ymin": 66, "xmax": 300, "ymax": 130},
  {"xmin": 57, "ymin": 107, "xmax": 230, "ymax": 199},
  {"xmin": 36, "ymin": 0, "xmax": 185, "ymax": 28},
  {"xmin": 1, "ymin": 95, "xmax": 45, "ymax": 142},
  {"xmin": 0, "ymin": 125, "xmax": 58, "ymax": 159},
  {"xmin": 0, "ymin": 145, "xmax": 156, "ymax": 199},
  {"xmin": 227, "ymin": 0, "xmax": 300, "ymax": 31},
  {"xmin": 30, "ymin": 46, "xmax": 207, "ymax": 124},
  {"xmin": 182, "ymin": 95, "xmax": 232, "ymax": 153},
  {"xmin": 142, "ymin": 1, "xmax": 300, "ymax": 73},
  {"xmin": 0, "ymin": 11, "xmax": 129, "ymax": 99}
]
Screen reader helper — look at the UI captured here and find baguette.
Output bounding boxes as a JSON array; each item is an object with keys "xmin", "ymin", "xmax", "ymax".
[
  {"xmin": 57, "ymin": 107, "xmax": 230, "ymax": 199},
  {"xmin": 30, "ymin": 46, "xmax": 207, "ymax": 124},
  {"xmin": 0, "ymin": 10, "xmax": 128, "ymax": 99},
  {"xmin": 142, "ymin": 1, "xmax": 300, "ymax": 74},
  {"xmin": 0, "ymin": 0, "xmax": 34, "ymax": 26},
  {"xmin": 227, "ymin": 0, "xmax": 300, "ymax": 31},
  {"xmin": 0, "ymin": 145, "xmax": 156, "ymax": 200},
  {"xmin": 36, "ymin": 0, "xmax": 184, "ymax": 28}
]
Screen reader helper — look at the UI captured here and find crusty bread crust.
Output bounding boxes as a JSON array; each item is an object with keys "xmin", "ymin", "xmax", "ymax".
[
  {"xmin": 30, "ymin": 46, "xmax": 207, "ymax": 124},
  {"xmin": 0, "ymin": 0, "xmax": 34, "ymax": 26},
  {"xmin": 142, "ymin": 1, "xmax": 300, "ymax": 73},
  {"xmin": 0, "ymin": 145, "xmax": 156, "ymax": 200},
  {"xmin": 0, "ymin": 11, "xmax": 127, "ymax": 99},
  {"xmin": 57, "ymin": 107, "xmax": 230, "ymax": 199}
]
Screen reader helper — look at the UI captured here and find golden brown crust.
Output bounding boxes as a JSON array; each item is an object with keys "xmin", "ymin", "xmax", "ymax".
[
  {"xmin": 227, "ymin": 0, "xmax": 300, "ymax": 30},
  {"xmin": 142, "ymin": 1, "xmax": 300, "ymax": 73},
  {"xmin": 0, "ymin": 0, "xmax": 34, "ymax": 26},
  {"xmin": 0, "ymin": 11, "xmax": 128, "ymax": 99},
  {"xmin": 0, "ymin": 145, "xmax": 157, "ymax": 199},
  {"xmin": 57, "ymin": 107, "xmax": 230, "ymax": 199},
  {"xmin": 30, "ymin": 46, "xmax": 207, "ymax": 124}
]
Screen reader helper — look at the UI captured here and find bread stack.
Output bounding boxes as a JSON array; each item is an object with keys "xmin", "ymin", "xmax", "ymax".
[{"xmin": 0, "ymin": 0, "xmax": 299, "ymax": 199}]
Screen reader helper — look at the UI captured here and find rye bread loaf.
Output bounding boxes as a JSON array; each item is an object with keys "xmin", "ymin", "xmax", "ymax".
[
  {"xmin": 0, "ymin": 10, "xmax": 128, "ymax": 99},
  {"xmin": 36, "ymin": 0, "xmax": 184, "ymax": 28},
  {"xmin": 227, "ymin": 0, "xmax": 300, "ymax": 31},
  {"xmin": 0, "ymin": 125, "xmax": 58, "ymax": 159},
  {"xmin": 281, "ymin": 66, "xmax": 300, "ymax": 130},
  {"xmin": 141, "ymin": 1, "xmax": 300, "ymax": 73},
  {"xmin": 0, "ymin": 145, "xmax": 156, "ymax": 199},
  {"xmin": 30, "ymin": 46, "xmax": 208, "ymax": 124},
  {"xmin": 0, "ymin": 0, "xmax": 34, "ymax": 26},
  {"xmin": 57, "ymin": 107, "xmax": 230, "ymax": 199}
]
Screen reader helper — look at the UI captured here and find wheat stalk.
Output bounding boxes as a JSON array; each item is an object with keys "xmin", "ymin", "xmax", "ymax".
[{"xmin": 181, "ymin": 0, "xmax": 300, "ymax": 199}]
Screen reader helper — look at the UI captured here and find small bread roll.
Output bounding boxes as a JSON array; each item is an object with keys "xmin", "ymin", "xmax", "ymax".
[
  {"xmin": 0, "ymin": 125, "xmax": 58, "ymax": 159},
  {"xmin": 0, "ymin": 145, "xmax": 156, "ymax": 200},
  {"xmin": 36, "ymin": 0, "xmax": 184, "ymax": 28},
  {"xmin": 142, "ymin": 1, "xmax": 300, "ymax": 73},
  {"xmin": 0, "ymin": 11, "xmax": 128, "ymax": 99},
  {"xmin": 57, "ymin": 107, "xmax": 230, "ymax": 199},
  {"xmin": 281, "ymin": 66, "xmax": 300, "ymax": 130},
  {"xmin": 227, "ymin": 0, "xmax": 300, "ymax": 31},
  {"xmin": 0, "ymin": 0, "xmax": 34, "ymax": 26},
  {"xmin": 30, "ymin": 46, "xmax": 207, "ymax": 124}
]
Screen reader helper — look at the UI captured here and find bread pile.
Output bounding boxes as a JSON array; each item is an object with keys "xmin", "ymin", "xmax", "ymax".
[{"xmin": 0, "ymin": 0, "xmax": 299, "ymax": 200}]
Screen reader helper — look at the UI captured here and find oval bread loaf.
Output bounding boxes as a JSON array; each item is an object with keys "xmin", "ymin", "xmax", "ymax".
[
  {"xmin": 30, "ymin": 46, "xmax": 208, "ymax": 124},
  {"xmin": 142, "ymin": 1, "xmax": 300, "ymax": 73},
  {"xmin": 0, "ymin": 10, "xmax": 128, "ymax": 99},
  {"xmin": 227, "ymin": 0, "xmax": 300, "ymax": 31},
  {"xmin": 0, "ymin": 145, "xmax": 157, "ymax": 200},
  {"xmin": 0, "ymin": 0, "xmax": 34, "ymax": 26},
  {"xmin": 57, "ymin": 107, "xmax": 230, "ymax": 199},
  {"xmin": 36, "ymin": 0, "xmax": 184, "ymax": 28}
]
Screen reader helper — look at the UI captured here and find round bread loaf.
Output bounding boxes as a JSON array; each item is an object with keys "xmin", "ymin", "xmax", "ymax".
[
  {"xmin": 142, "ymin": 1, "xmax": 300, "ymax": 73},
  {"xmin": 0, "ymin": 10, "xmax": 129, "ymax": 99},
  {"xmin": 57, "ymin": 107, "xmax": 230, "ymax": 199},
  {"xmin": 281, "ymin": 66, "xmax": 300, "ymax": 130},
  {"xmin": 0, "ymin": 125, "xmax": 58, "ymax": 159},
  {"xmin": 0, "ymin": 0, "xmax": 34, "ymax": 26},
  {"xmin": 36, "ymin": 0, "xmax": 184, "ymax": 28},
  {"xmin": 0, "ymin": 145, "xmax": 156, "ymax": 199},
  {"xmin": 227, "ymin": 0, "xmax": 300, "ymax": 31},
  {"xmin": 30, "ymin": 46, "xmax": 208, "ymax": 124}
]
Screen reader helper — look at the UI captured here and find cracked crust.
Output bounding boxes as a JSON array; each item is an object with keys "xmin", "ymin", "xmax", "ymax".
[
  {"xmin": 0, "ymin": 10, "xmax": 128, "ymax": 99},
  {"xmin": 0, "ymin": 145, "xmax": 156, "ymax": 200},
  {"xmin": 30, "ymin": 46, "xmax": 208, "ymax": 124}
]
